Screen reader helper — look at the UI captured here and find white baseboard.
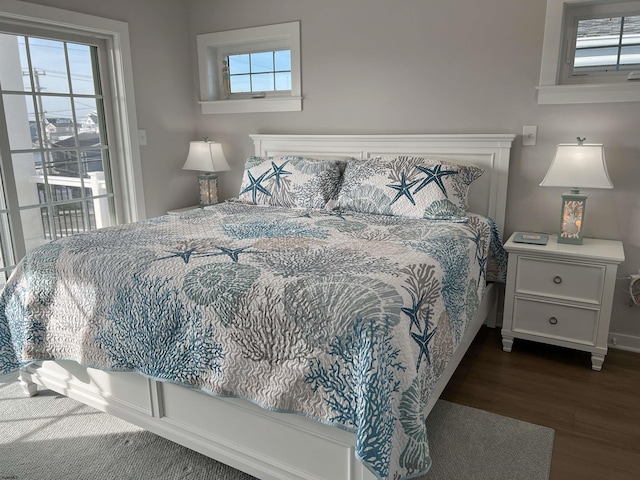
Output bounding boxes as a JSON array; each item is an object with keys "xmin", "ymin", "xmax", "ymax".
[{"xmin": 608, "ymin": 333, "xmax": 640, "ymax": 353}]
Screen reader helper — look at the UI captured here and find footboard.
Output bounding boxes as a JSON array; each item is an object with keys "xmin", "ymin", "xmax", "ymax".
[
  {"xmin": 19, "ymin": 283, "xmax": 497, "ymax": 480},
  {"xmin": 19, "ymin": 360, "xmax": 376, "ymax": 480}
]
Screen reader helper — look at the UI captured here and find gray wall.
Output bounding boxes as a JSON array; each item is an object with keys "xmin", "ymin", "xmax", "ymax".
[{"xmin": 17, "ymin": 0, "xmax": 640, "ymax": 343}]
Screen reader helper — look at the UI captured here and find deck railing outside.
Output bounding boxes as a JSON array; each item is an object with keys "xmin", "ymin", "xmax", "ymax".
[{"xmin": 32, "ymin": 171, "xmax": 110, "ymax": 240}]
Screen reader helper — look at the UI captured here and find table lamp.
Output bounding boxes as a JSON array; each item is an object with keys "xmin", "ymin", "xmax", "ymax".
[
  {"xmin": 540, "ymin": 137, "xmax": 612, "ymax": 245},
  {"xmin": 182, "ymin": 139, "xmax": 230, "ymax": 207}
]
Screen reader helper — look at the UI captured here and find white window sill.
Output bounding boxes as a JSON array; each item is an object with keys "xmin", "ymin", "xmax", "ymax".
[
  {"xmin": 536, "ymin": 82, "xmax": 640, "ymax": 105},
  {"xmin": 199, "ymin": 96, "xmax": 302, "ymax": 114}
]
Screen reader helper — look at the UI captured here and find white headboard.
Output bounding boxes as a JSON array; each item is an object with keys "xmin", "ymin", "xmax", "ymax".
[{"xmin": 250, "ymin": 133, "xmax": 515, "ymax": 235}]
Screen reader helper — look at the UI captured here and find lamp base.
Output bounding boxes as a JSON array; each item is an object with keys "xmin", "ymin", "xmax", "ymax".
[
  {"xmin": 198, "ymin": 173, "xmax": 219, "ymax": 207},
  {"xmin": 557, "ymin": 191, "xmax": 587, "ymax": 245}
]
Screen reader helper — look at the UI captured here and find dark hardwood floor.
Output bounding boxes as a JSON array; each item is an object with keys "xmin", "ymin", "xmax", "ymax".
[{"xmin": 441, "ymin": 326, "xmax": 640, "ymax": 480}]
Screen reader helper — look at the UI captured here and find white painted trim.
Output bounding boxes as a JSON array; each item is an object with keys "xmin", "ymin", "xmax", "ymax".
[
  {"xmin": 539, "ymin": 0, "xmax": 565, "ymax": 87},
  {"xmin": 537, "ymin": 83, "xmax": 640, "ymax": 104},
  {"xmin": 609, "ymin": 332, "xmax": 640, "ymax": 353},
  {"xmin": 0, "ymin": 0, "xmax": 146, "ymax": 221},
  {"xmin": 199, "ymin": 96, "xmax": 302, "ymax": 114},
  {"xmin": 537, "ymin": 0, "xmax": 640, "ymax": 104}
]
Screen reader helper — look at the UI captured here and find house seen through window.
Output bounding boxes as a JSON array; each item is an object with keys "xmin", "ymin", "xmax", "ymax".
[{"xmin": 573, "ymin": 14, "xmax": 640, "ymax": 74}]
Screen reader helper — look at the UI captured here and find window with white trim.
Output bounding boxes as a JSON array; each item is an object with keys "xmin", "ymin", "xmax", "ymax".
[
  {"xmin": 197, "ymin": 22, "xmax": 301, "ymax": 114},
  {"xmin": 538, "ymin": 0, "xmax": 640, "ymax": 104}
]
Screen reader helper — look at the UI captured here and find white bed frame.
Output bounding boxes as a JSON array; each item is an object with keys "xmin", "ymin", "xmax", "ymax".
[{"xmin": 19, "ymin": 133, "xmax": 515, "ymax": 480}]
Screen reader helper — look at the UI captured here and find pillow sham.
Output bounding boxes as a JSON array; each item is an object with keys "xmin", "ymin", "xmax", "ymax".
[
  {"xmin": 237, "ymin": 155, "xmax": 343, "ymax": 209},
  {"xmin": 335, "ymin": 155, "xmax": 483, "ymax": 220}
]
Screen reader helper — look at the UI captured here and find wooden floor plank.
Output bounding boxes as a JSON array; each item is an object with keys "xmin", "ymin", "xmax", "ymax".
[
  {"xmin": 552, "ymin": 430, "xmax": 640, "ymax": 476},
  {"xmin": 441, "ymin": 326, "xmax": 640, "ymax": 479}
]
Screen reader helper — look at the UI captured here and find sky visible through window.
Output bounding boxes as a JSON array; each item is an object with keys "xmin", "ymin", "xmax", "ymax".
[
  {"xmin": 15, "ymin": 36, "xmax": 98, "ymax": 124},
  {"xmin": 228, "ymin": 49, "xmax": 291, "ymax": 93}
]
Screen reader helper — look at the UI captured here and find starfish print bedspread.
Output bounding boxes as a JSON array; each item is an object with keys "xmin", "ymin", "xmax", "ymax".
[{"xmin": 0, "ymin": 202, "xmax": 506, "ymax": 480}]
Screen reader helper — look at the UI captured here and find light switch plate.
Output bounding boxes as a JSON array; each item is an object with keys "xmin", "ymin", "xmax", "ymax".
[
  {"xmin": 522, "ymin": 125, "xmax": 537, "ymax": 146},
  {"xmin": 138, "ymin": 129, "xmax": 147, "ymax": 146}
]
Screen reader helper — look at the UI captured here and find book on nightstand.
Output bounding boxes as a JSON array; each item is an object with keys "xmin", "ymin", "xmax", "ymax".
[{"xmin": 512, "ymin": 232, "xmax": 549, "ymax": 245}]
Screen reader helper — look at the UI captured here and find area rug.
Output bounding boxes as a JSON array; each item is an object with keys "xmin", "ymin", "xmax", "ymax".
[{"xmin": 0, "ymin": 380, "xmax": 554, "ymax": 479}]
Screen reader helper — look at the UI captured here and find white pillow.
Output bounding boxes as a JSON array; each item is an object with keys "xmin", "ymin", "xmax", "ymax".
[
  {"xmin": 238, "ymin": 156, "xmax": 343, "ymax": 209},
  {"xmin": 336, "ymin": 156, "xmax": 483, "ymax": 220}
]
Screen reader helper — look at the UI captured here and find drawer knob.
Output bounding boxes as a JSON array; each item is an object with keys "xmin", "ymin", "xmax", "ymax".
[
  {"xmin": 549, "ymin": 316, "xmax": 558, "ymax": 325},
  {"xmin": 553, "ymin": 276, "xmax": 563, "ymax": 284}
]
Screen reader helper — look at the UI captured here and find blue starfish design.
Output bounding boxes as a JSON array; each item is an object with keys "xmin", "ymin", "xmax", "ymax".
[
  {"xmin": 156, "ymin": 247, "xmax": 199, "ymax": 264},
  {"xmin": 477, "ymin": 255, "xmax": 487, "ymax": 285},
  {"xmin": 265, "ymin": 160, "xmax": 292, "ymax": 187},
  {"xmin": 208, "ymin": 245, "xmax": 259, "ymax": 263},
  {"xmin": 156, "ymin": 244, "xmax": 261, "ymax": 264},
  {"xmin": 387, "ymin": 172, "xmax": 421, "ymax": 205},
  {"xmin": 239, "ymin": 170, "xmax": 272, "ymax": 203},
  {"xmin": 413, "ymin": 164, "xmax": 458, "ymax": 197},
  {"xmin": 401, "ymin": 287, "xmax": 425, "ymax": 330},
  {"xmin": 411, "ymin": 323, "xmax": 437, "ymax": 371},
  {"xmin": 464, "ymin": 229, "xmax": 487, "ymax": 284}
]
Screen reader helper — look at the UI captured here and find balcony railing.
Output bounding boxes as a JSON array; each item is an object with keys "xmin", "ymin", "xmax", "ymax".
[{"xmin": 31, "ymin": 171, "xmax": 110, "ymax": 240}]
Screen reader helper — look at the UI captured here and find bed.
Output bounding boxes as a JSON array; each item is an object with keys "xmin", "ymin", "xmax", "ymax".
[{"xmin": 0, "ymin": 133, "xmax": 515, "ymax": 480}]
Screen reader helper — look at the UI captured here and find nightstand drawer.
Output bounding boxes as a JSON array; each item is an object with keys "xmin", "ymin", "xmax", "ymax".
[
  {"xmin": 512, "ymin": 298, "xmax": 598, "ymax": 345},
  {"xmin": 515, "ymin": 257, "xmax": 605, "ymax": 304}
]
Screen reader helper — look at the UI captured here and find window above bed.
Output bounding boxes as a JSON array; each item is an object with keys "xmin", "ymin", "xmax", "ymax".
[
  {"xmin": 226, "ymin": 50, "xmax": 292, "ymax": 96},
  {"xmin": 537, "ymin": 0, "xmax": 640, "ymax": 104},
  {"xmin": 196, "ymin": 22, "xmax": 302, "ymax": 114}
]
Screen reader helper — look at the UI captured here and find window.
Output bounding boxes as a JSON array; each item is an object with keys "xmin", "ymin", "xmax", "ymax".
[
  {"xmin": 197, "ymin": 22, "xmax": 301, "ymax": 114},
  {"xmin": 538, "ymin": 0, "xmax": 640, "ymax": 104},
  {"xmin": 0, "ymin": 1, "xmax": 144, "ymax": 283},
  {"xmin": 226, "ymin": 50, "xmax": 292, "ymax": 95},
  {"xmin": 572, "ymin": 15, "xmax": 640, "ymax": 74},
  {"xmin": 0, "ymin": 31, "xmax": 116, "ymax": 279}
]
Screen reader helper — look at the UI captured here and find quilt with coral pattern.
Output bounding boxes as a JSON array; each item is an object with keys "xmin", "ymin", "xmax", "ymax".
[{"xmin": 0, "ymin": 203, "xmax": 506, "ymax": 480}]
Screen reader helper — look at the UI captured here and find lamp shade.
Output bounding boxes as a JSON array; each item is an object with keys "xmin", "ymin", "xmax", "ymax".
[
  {"xmin": 540, "ymin": 143, "xmax": 612, "ymax": 190},
  {"xmin": 182, "ymin": 141, "xmax": 230, "ymax": 173}
]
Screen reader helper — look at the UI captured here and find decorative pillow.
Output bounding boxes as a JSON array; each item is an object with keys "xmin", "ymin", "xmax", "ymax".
[
  {"xmin": 336, "ymin": 156, "xmax": 483, "ymax": 220},
  {"xmin": 237, "ymin": 155, "xmax": 343, "ymax": 209}
]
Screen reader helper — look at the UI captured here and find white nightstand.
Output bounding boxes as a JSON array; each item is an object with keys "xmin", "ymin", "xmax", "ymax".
[{"xmin": 501, "ymin": 233, "xmax": 625, "ymax": 371}]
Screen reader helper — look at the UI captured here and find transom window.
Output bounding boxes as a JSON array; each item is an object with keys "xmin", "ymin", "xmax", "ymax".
[
  {"xmin": 559, "ymin": 1, "xmax": 640, "ymax": 85},
  {"xmin": 227, "ymin": 50, "xmax": 291, "ymax": 94},
  {"xmin": 573, "ymin": 14, "xmax": 640, "ymax": 74}
]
